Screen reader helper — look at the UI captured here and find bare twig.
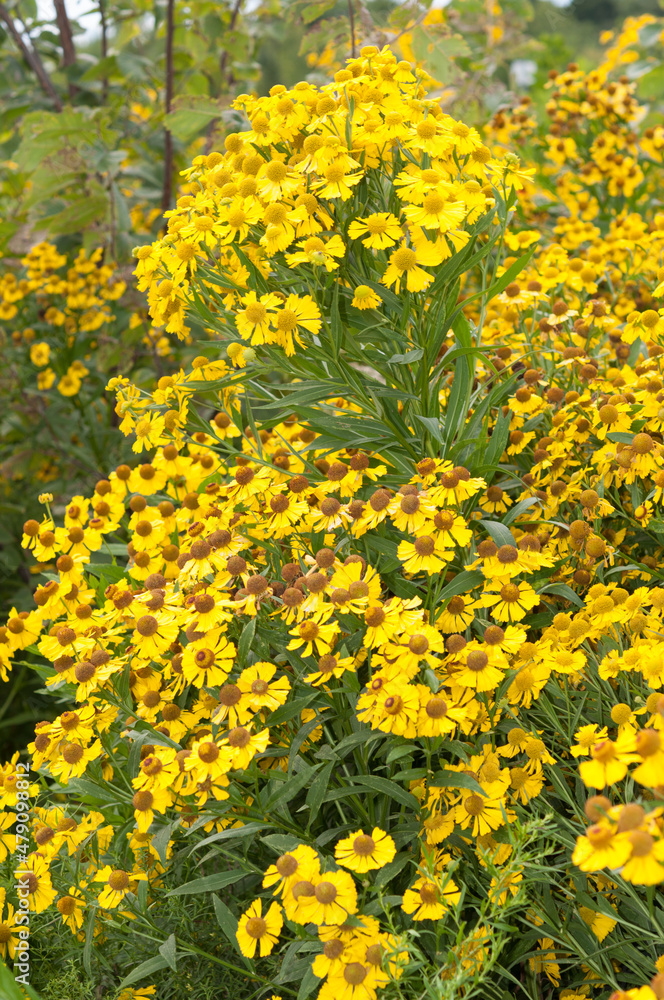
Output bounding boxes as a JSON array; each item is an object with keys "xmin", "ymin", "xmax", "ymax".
[
  {"xmin": 161, "ymin": 0, "xmax": 175, "ymax": 212},
  {"xmin": 0, "ymin": 2, "xmax": 62, "ymax": 110},
  {"xmin": 98, "ymin": 0, "xmax": 108, "ymax": 100},
  {"xmin": 53, "ymin": 0, "xmax": 77, "ymax": 99}
]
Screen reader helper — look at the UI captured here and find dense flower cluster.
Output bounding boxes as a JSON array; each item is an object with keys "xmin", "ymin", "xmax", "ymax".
[{"xmin": 3, "ymin": 25, "xmax": 664, "ymax": 1000}]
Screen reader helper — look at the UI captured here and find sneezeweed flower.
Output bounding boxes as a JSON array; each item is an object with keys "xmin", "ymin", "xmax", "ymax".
[
  {"xmin": 382, "ymin": 237, "xmax": 447, "ymax": 292},
  {"xmin": 263, "ymin": 845, "xmax": 320, "ymax": 900},
  {"xmin": 348, "ymin": 213, "xmax": 403, "ymax": 249},
  {"xmin": 0, "ymin": 888, "xmax": 19, "ymax": 958},
  {"xmin": 30, "ymin": 341, "xmax": 50, "ymax": 366},
  {"xmin": 291, "ymin": 871, "xmax": 358, "ymax": 927},
  {"xmin": 481, "ymin": 581, "xmax": 539, "ymax": 622},
  {"xmin": 351, "ymin": 284, "xmax": 382, "ymax": 310},
  {"xmin": 237, "ymin": 899, "xmax": 283, "ymax": 957},
  {"xmin": 15, "ymin": 854, "xmax": 58, "ymax": 912},
  {"xmin": 401, "ymin": 874, "xmax": 461, "ymax": 920},
  {"xmin": 56, "ymin": 887, "xmax": 86, "ymax": 932},
  {"xmin": 335, "ymin": 828, "xmax": 396, "ymax": 873},
  {"xmin": 94, "ymin": 866, "xmax": 149, "ymax": 908}
]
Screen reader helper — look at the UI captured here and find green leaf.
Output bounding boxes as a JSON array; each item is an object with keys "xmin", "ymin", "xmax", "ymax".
[
  {"xmin": 430, "ymin": 769, "xmax": 486, "ymax": 796},
  {"xmin": 502, "ymin": 496, "xmax": 542, "ymax": 526},
  {"xmin": 537, "ymin": 583, "xmax": 583, "ymax": 608},
  {"xmin": 152, "ymin": 821, "xmax": 176, "ymax": 866},
  {"xmin": 43, "ymin": 193, "xmax": 109, "ymax": 236},
  {"xmin": 262, "ymin": 834, "xmax": 303, "ymax": 853},
  {"xmin": 213, "ymin": 895, "xmax": 250, "ymax": 964},
  {"xmin": 638, "ymin": 64, "xmax": 664, "ymax": 99},
  {"xmin": 413, "ymin": 414, "xmax": 443, "ymax": 444},
  {"xmin": 436, "ymin": 571, "xmax": 484, "ymax": 605},
  {"xmin": 486, "ymin": 246, "xmax": 537, "ymax": 302},
  {"xmin": 479, "ymin": 519, "xmax": 516, "ymax": 547},
  {"xmin": 167, "ymin": 869, "xmax": 248, "ymax": 897},
  {"xmin": 352, "ymin": 775, "xmax": 419, "ymax": 811},
  {"xmin": 159, "ymin": 933, "xmax": 177, "ymax": 972},
  {"xmin": 297, "ymin": 963, "xmax": 321, "ymax": 1000},
  {"xmin": 237, "ymin": 617, "xmax": 257, "ymax": 667},
  {"xmin": 373, "ymin": 853, "xmax": 411, "ymax": 889},
  {"xmin": 119, "ymin": 955, "xmax": 170, "ymax": 989},
  {"xmin": 305, "ymin": 760, "xmax": 334, "ymax": 821},
  {"xmin": 484, "ymin": 408, "xmax": 511, "ymax": 469},
  {"xmin": 389, "ymin": 348, "xmax": 424, "ymax": 364},
  {"xmin": 0, "ymin": 958, "xmax": 43, "ymax": 999},
  {"xmin": 164, "ymin": 98, "xmax": 222, "ymax": 141},
  {"xmin": 264, "ymin": 763, "xmax": 320, "ymax": 811}
]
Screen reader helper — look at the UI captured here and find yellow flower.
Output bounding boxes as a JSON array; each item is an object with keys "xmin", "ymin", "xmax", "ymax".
[
  {"xmin": 57, "ymin": 368, "xmax": 83, "ymax": 397},
  {"xmin": 94, "ymin": 866, "xmax": 149, "ymax": 908},
  {"xmin": 401, "ymin": 873, "xmax": 461, "ymax": 920},
  {"xmin": 382, "ymin": 237, "xmax": 448, "ymax": 293},
  {"xmin": 38, "ymin": 367, "xmax": 56, "ymax": 390},
  {"xmin": 334, "ymin": 827, "xmax": 396, "ymax": 873},
  {"xmin": 236, "ymin": 898, "xmax": 283, "ymax": 957},
  {"xmin": 30, "ymin": 341, "xmax": 50, "ymax": 366},
  {"xmin": 347, "ymin": 213, "xmax": 403, "ymax": 249},
  {"xmin": 351, "ymin": 284, "xmax": 382, "ymax": 310}
]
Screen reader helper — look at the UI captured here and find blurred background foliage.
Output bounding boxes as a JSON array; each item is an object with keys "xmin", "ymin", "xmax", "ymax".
[{"xmin": 0, "ymin": 0, "xmax": 662, "ymax": 752}]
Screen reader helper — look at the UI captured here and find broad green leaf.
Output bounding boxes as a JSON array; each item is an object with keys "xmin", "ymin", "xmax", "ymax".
[
  {"xmin": 479, "ymin": 519, "xmax": 516, "ymax": 547},
  {"xmin": 353, "ymin": 775, "xmax": 420, "ymax": 811},
  {"xmin": 159, "ymin": 933, "xmax": 177, "ymax": 972},
  {"xmin": 167, "ymin": 868, "xmax": 248, "ymax": 897},
  {"xmin": 430, "ymin": 769, "xmax": 486, "ymax": 796},
  {"xmin": 164, "ymin": 98, "xmax": 222, "ymax": 141},
  {"xmin": 118, "ymin": 954, "xmax": 170, "ymax": 989}
]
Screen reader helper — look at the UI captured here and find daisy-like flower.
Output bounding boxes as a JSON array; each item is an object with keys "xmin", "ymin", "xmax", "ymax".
[
  {"xmin": 131, "ymin": 786, "xmax": 173, "ymax": 833},
  {"xmin": 263, "ymin": 844, "xmax": 320, "ymax": 905},
  {"xmin": 351, "ymin": 284, "xmax": 382, "ymax": 310},
  {"xmin": 334, "ymin": 828, "xmax": 396, "ymax": 873},
  {"xmin": 381, "ymin": 236, "xmax": 448, "ymax": 293},
  {"xmin": 181, "ymin": 629, "xmax": 236, "ymax": 687},
  {"xmin": 455, "ymin": 789, "xmax": 514, "ymax": 837},
  {"xmin": 235, "ymin": 291, "xmax": 281, "ymax": 345},
  {"xmin": 237, "ymin": 661, "xmax": 290, "ymax": 713},
  {"xmin": 481, "ymin": 581, "xmax": 540, "ymax": 622},
  {"xmin": 452, "ymin": 648, "xmax": 505, "ymax": 693},
  {"xmin": 631, "ymin": 729, "xmax": 664, "ymax": 787},
  {"xmin": 224, "ymin": 725, "xmax": 270, "ymax": 770},
  {"xmin": 347, "ymin": 213, "xmax": 403, "ymax": 249},
  {"xmin": 15, "ymin": 854, "xmax": 58, "ymax": 913},
  {"xmin": 579, "ymin": 733, "xmax": 638, "ymax": 788},
  {"xmin": 401, "ymin": 873, "xmax": 461, "ymax": 920},
  {"xmin": 287, "ymin": 613, "xmax": 338, "ymax": 657},
  {"xmin": 297, "ymin": 870, "xmax": 358, "ymax": 925},
  {"xmin": 0, "ymin": 887, "xmax": 19, "ymax": 958},
  {"xmin": 131, "ymin": 612, "xmax": 180, "ymax": 659},
  {"xmin": 236, "ymin": 899, "xmax": 283, "ymax": 958},
  {"xmin": 621, "ymin": 831, "xmax": 664, "ymax": 885},
  {"xmin": 271, "ymin": 294, "xmax": 322, "ymax": 356},
  {"xmin": 436, "ymin": 593, "xmax": 479, "ymax": 632},
  {"xmin": 403, "ymin": 188, "xmax": 466, "ymax": 233},
  {"xmin": 50, "ymin": 739, "xmax": 103, "ymax": 784},
  {"xmin": 56, "ymin": 886, "xmax": 86, "ymax": 932},
  {"xmin": 285, "ymin": 234, "xmax": 345, "ymax": 272},
  {"xmin": 415, "ymin": 689, "xmax": 469, "ymax": 737},
  {"xmin": 94, "ymin": 866, "xmax": 148, "ymax": 908},
  {"xmin": 397, "ymin": 534, "xmax": 453, "ymax": 575}
]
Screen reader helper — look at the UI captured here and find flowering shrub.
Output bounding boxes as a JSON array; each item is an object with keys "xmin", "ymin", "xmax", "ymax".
[{"xmin": 4, "ymin": 26, "xmax": 664, "ymax": 1000}]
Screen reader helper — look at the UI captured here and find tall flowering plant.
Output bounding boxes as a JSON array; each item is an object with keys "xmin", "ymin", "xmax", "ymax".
[{"xmin": 3, "ymin": 36, "xmax": 664, "ymax": 1000}]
